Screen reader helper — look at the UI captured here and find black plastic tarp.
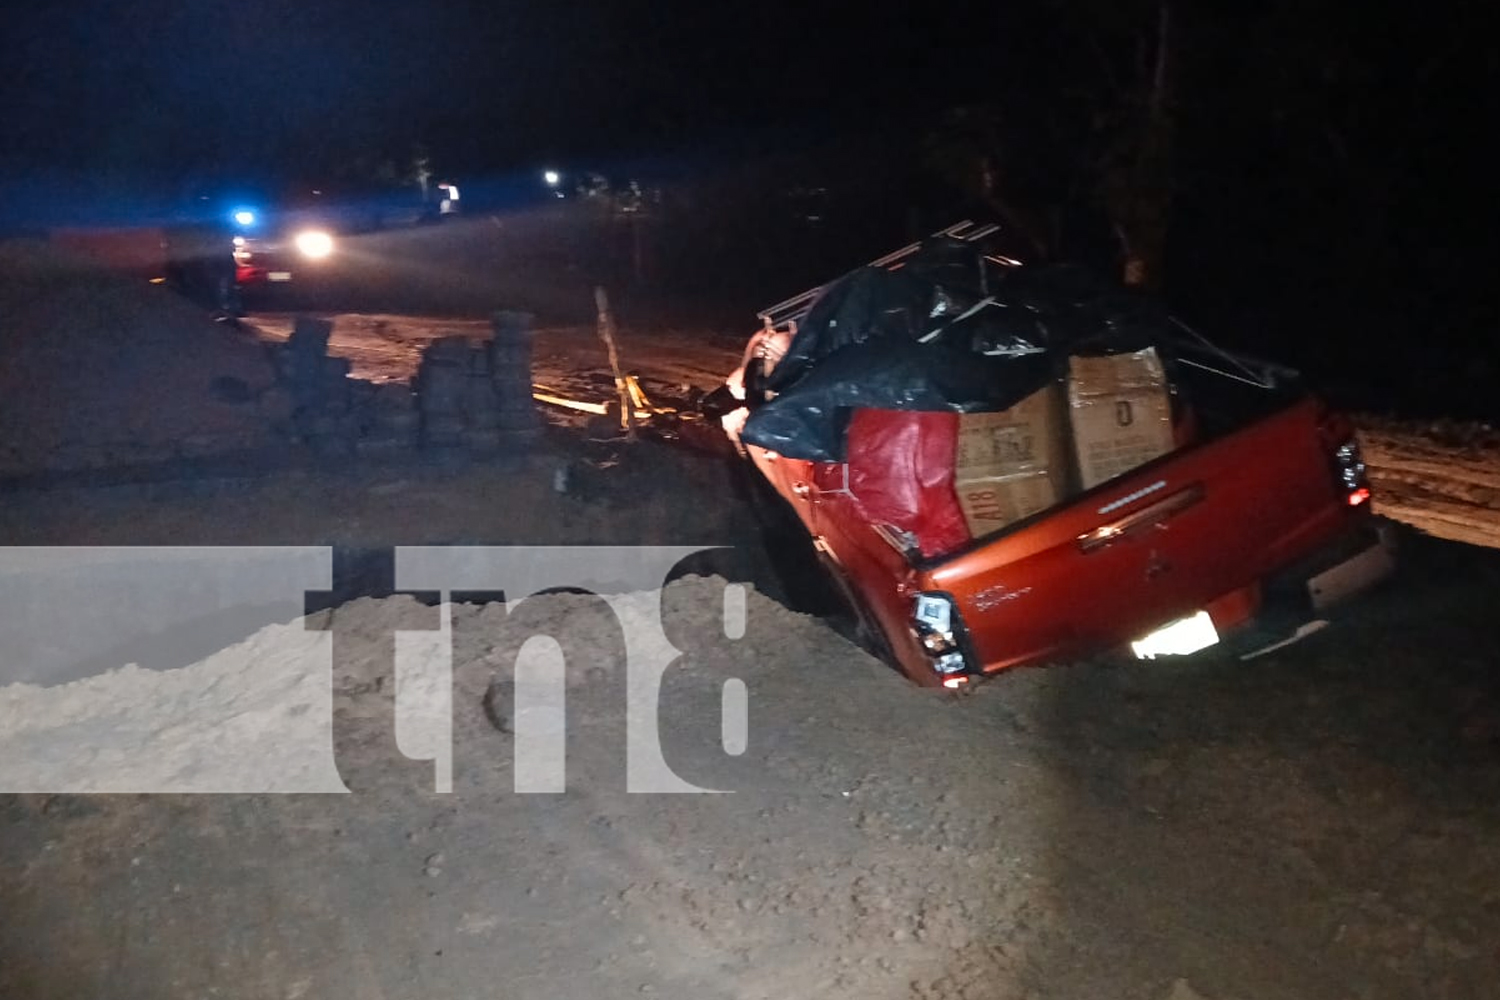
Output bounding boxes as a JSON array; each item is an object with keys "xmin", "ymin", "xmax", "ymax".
[
  {"xmin": 742, "ymin": 339, "xmax": 1055, "ymax": 462},
  {"xmin": 739, "ymin": 238, "xmax": 1176, "ymax": 462}
]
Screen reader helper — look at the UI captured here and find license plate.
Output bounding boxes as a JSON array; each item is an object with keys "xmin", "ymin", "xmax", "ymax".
[
  {"xmin": 1131, "ymin": 610, "xmax": 1219, "ymax": 659},
  {"xmin": 269, "ymin": 271, "xmax": 293, "ymax": 282}
]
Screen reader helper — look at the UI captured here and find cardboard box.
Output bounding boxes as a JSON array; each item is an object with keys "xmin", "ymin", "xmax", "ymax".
[
  {"xmin": 1066, "ymin": 348, "xmax": 1175, "ymax": 489},
  {"xmin": 954, "ymin": 470, "xmax": 1060, "ymax": 536},
  {"xmin": 953, "ymin": 384, "xmax": 1069, "ymax": 538}
]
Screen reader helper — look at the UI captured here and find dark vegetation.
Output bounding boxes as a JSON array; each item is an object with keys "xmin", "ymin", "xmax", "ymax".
[{"xmin": 643, "ymin": 2, "xmax": 1495, "ymax": 423}]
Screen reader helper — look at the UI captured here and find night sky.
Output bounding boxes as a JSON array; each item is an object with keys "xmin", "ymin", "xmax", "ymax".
[
  {"xmin": 2, "ymin": 1, "xmax": 1495, "ymax": 416},
  {"xmin": 5, "ymin": 2, "xmax": 1488, "ymax": 188},
  {"xmin": 2, "ymin": 0, "xmax": 1038, "ymax": 180}
]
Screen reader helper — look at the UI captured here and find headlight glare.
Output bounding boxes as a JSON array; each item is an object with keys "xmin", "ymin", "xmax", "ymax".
[{"xmin": 295, "ymin": 230, "xmax": 334, "ymax": 259}]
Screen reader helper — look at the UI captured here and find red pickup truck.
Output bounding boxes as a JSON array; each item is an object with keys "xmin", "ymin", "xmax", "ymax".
[{"xmin": 722, "ymin": 225, "xmax": 1396, "ymax": 688}]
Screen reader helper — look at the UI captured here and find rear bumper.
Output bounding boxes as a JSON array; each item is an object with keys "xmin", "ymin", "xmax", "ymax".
[
  {"xmin": 1222, "ymin": 517, "xmax": 1397, "ymax": 659},
  {"xmin": 235, "ymin": 257, "xmax": 298, "ymax": 287}
]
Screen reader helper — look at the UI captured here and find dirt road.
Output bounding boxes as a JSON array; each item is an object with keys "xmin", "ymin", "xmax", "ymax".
[{"xmin": 1357, "ymin": 418, "xmax": 1500, "ymax": 549}]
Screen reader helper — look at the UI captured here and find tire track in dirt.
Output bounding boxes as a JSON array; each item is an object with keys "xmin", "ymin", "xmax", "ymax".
[{"xmin": 1358, "ymin": 422, "xmax": 1500, "ymax": 549}]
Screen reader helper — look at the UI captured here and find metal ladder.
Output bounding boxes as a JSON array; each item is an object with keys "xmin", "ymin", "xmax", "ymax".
[{"xmin": 754, "ymin": 220, "xmax": 1020, "ymax": 333}]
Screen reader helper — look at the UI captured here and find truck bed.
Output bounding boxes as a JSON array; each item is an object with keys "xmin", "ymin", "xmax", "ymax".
[
  {"xmin": 760, "ymin": 380, "xmax": 1390, "ymax": 684},
  {"xmin": 917, "ymin": 393, "xmax": 1369, "ymax": 672}
]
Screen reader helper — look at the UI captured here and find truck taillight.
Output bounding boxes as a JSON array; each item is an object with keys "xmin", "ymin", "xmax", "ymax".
[
  {"xmin": 1315, "ymin": 402, "xmax": 1372, "ymax": 505},
  {"xmin": 911, "ymin": 592, "xmax": 981, "ymax": 687},
  {"xmin": 911, "ymin": 592, "xmax": 971, "ymax": 678},
  {"xmin": 1330, "ymin": 436, "xmax": 1371, "ymax": 503}
]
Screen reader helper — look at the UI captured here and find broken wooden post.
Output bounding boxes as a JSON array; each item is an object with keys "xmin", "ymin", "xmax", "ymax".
[{"xmin": 593, "ymin": 286, "xmax": 635, "ymax": 438}]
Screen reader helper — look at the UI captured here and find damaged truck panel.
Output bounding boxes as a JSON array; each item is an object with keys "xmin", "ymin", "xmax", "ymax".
[
  {"xmin": 723, "ymin": 224, "xmax": 1395, "ymax": 687},
  {"xmin": 916, "ymin": 396, "xmax": 1388, "ymax": 678}
]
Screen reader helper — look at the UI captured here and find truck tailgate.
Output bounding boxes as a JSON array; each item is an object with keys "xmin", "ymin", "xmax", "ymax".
[{"xmin": 920, "ymin": 396, "xmax": 1352, "ymax": 671}]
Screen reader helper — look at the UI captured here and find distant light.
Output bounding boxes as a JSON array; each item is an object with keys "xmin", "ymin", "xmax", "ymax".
[
  {"xmin": 232, "ymin": 236, "xmax": 246, "ymax": 247},
  {"xmin": 1348, "ymin": 487, "xmax": 1371, "ymax": 507},
  {"xmin": 543, "ymin": 170, "xmax": 561, "ymax": 187},
  {"xmin": 294, "ymin": 230, "xmax": 334, "ymax": 259},
  {"xmin": 941, "ymin": 676, "xmax": 969, "ymax": 689},
  {"xmin": 233, "ymin": 209, "xmax": 256, "ymax": 226}
]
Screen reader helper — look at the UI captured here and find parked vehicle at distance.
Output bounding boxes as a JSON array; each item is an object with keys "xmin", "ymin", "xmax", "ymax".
[
  {"xmin": 43, "ymin": 183, "xmax": 340, "ymax": 315},
  {"xmin": 226, "ymin": 207, "xmax": 336, "ymax": 295},
  {"xmin": 715, "ymin": 223, "xmax": 1396, "ymax": 688}
]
